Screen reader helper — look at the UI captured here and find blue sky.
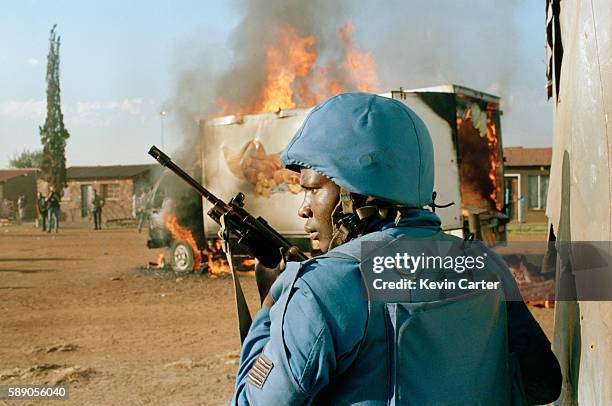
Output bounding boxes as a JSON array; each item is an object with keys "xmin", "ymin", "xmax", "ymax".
[{"xmin": 0, "ymin": 1, "xmax": 551, "ymax": 167}]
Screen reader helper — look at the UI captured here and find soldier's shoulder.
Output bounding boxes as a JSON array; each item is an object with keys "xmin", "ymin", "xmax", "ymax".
[{"xmin": 297, "ymin": 255, "xmax": 361, "ymax": 296}]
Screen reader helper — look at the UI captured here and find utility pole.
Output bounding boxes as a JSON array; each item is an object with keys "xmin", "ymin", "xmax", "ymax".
[{"xmin": 159, "ymin": 111, "xmax": 167, "ymax": 149}]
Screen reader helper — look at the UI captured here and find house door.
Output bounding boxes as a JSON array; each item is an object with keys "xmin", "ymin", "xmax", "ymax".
[
  {"xmin": 80, "ymin": 184, "xmax": 93, "ymax": 217},
  {"xmin": 504, "ymin": 177, "xmax": 519, "ymax": 222}
]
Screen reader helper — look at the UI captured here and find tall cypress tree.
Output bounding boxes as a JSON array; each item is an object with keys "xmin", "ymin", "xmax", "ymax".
[{"xmin": 39, "ymin": 24, "xmax": 70, "ymax": 194}]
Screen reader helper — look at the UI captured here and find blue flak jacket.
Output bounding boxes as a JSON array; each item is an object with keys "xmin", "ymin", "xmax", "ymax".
[{"xmin": 232, "ymin": 210, "xmax": 561, "ymax": 405}]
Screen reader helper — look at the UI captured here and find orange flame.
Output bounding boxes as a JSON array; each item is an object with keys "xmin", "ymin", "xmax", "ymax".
[
  {"xmin": 206, "ymin": 240, "xmax": 231, "ymax": 276},
  {"xmin": 258, "ymin": 25, "xmax": 317, "ymax": 113},
  {"xmin": 485, "ymin": 108, "xmax": 503, "ymax": 211},
  {"xmin": 338, "ymin": 22, "xmax": 380, "ymax": 92},
  {"xmin": 164, "ymin": 214, "xmax": 202, "ymax": 271},
  {"xmin": 241, "ymin": 258, "xmax": 256, "ymax": 267},
  {"xmin": 156, "ymin": 253, "xmax": 165, "ymax": 269},
  {"xmin": 216, "ymin": 21, "xmax": 379, "ymax": 115}
]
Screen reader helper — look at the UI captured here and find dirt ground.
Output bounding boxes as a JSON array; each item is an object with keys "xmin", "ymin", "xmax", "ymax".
[{"xmin": 0, "ymin": 223, "xmax": 554, "ymax": 405}]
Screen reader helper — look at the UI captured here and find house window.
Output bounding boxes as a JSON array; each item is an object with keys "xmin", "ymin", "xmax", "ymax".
[
  {"xmin": 101, "ymin": 183, "xmax": 120, "ymax": 199},
  {"xmin": 528, "ymin": 175, "xmax": 549, "ymax": 209}
]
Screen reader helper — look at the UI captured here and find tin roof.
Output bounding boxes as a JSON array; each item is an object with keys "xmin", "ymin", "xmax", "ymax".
[
  {"xmin": 66, "ymin": 164, "xmax": 156, "ymax": 180},
  {"xmin": 504, "ymin": 147, "xmax": 552, "ymax": 167},
  {"xmin": 0, "ymin": 168, "xmax": 39, "ymax": 182},
  {"xmin": 381, "ymin": 84, "xmax": 501, "ymax": 104}
]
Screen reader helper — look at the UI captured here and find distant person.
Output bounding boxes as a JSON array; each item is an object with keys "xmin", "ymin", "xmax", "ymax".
[
  {"xmin": 131, "ymin": 192, "xmax": 137, "ymax": 219},
  {"xmin": 92, "ymin": 190, "xmax": 105, "ymax": 230},
  {"xmin": 17, "ymin": 195, "xmax": 26, "ymax": 225},
  {"xmin": 46, "ymin": 187, "xmax": 61, "ymax": 233},
  {"xmin": 36, "ymin": 192, "xmax": 47, "ymax": 231}
]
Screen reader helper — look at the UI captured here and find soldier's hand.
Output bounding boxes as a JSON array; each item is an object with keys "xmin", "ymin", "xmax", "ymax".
[{"xmin": 255, "ymin": 246, "xmax": 301, "ymax": 306}]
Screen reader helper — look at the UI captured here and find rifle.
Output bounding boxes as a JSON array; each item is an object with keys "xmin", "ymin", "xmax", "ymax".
[{"xmin": 148, "ymin": 146, "xmax": 307, "ymax": 341}]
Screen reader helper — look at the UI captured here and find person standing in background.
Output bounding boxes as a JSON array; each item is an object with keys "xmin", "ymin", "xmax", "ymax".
[
  {"xmin": 92, "ymin": 189, "xmax": 105, "ymax": 230},
  {"xmin": 36, "ymin": 193, "xmax": 47, "ymax": 231},
  {"xmin": 17, "ymin": 195, "xmax": 26, "ymax": 225},
  {"xmin": 46, "ymin": 187, "xmax": 61, "ymax": 233}
]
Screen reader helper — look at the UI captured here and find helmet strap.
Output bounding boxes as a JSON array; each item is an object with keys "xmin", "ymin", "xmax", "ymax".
[
  {"xmin": 329, "ymin": 188, "xmax": 362, "ymax": 249},
  {"xmin": 329, "ymin": 189, "xmax": 402, "ymax": 249}
]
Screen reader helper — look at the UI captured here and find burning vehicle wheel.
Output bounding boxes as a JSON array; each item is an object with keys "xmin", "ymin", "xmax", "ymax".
[{"xmin": 170, "ymin": 241, "xmax": 194, "ymax": 273}]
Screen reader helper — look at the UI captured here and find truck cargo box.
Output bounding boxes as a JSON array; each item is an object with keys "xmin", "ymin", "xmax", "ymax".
[{"xmin": 199, "ymin": 84, "xmax": 506, "ymax": 246}]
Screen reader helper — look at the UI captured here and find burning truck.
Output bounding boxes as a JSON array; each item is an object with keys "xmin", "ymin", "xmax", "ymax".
[{"xmin": 147, "ymin": 85, "xmax": 508, "ymax": 273}]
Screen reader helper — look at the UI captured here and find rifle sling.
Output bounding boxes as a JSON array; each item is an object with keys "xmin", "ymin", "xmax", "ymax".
[{"xmin": 220, "ymin": 216, "xmax": 253, "ymax": 344}]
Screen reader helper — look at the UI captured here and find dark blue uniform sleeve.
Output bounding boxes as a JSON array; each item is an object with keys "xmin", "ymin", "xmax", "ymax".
[
  {"xmin": 233, "ymin": 308, "xmax": 271, "ymax": 404},
  {"xmin": 485, "ymin": 246, "xmax": 562, "ymax": 404},
  {"xmin": 232, "ymin": 259, "xmax": 367, "ymax": 405}
]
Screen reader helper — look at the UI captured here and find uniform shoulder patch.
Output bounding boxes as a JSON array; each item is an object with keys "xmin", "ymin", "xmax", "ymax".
[{"xmin": 247, "ymin": 353, "xmax": 274, "ymax": 389}]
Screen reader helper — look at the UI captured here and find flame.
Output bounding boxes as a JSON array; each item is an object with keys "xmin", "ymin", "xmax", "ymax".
[
  {"xmin": 206, "ymin": 240, "xmax": 231, "ymax": 276},
  {"xmin": 164, "ymin": 214, "xmax": 202, "ymax": 271},
  {"xmin": 456, "ymin": 107, "xmax": 503, "ymax": 212},
  {"xmin": 485, "ymin": 108, "xmax": 503, "ymax": 211},
  {"xmin": 338, "ymin": 22, "xmax": 380, "ymax": 92},
  {"xmin": 216, "ymin": 21, "xmax": 379, "ymax": 115},
  {"xmin": 258, "ymin": 25, "xmax": 317, "ymax": 113},
  {"xmin": 145, "ymin": 253, "xmax": 166, "ymax": 270},
  {"xmin": 156, "ymin": 253, "xmax": 165, "ymax": 269},
  {"xmin": 241, "ymin": 258, "xmax": 256, "ymax": 267}
]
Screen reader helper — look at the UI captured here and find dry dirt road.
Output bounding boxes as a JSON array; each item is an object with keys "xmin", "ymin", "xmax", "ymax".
[
  {"xmin": 0, "ymin": 223, "xmax": 553, "ymax": 405},
  {"xmin": 1, "ymin": 223, "xmax": 260, "ymax": 405}
]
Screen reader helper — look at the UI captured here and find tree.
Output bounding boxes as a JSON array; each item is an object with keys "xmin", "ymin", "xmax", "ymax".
[
  {"xmin": 8, "ymin": 149, "xmax": 43, "ymax": 168},
  {"xmin": 39, "ymin": 24, "xmax": 70, "ymax": 194}
]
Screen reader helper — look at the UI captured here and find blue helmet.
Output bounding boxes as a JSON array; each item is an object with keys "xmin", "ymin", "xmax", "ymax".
[{"xmin": 280, "ymin": 92, "xmax": 435, "ymax": 207}]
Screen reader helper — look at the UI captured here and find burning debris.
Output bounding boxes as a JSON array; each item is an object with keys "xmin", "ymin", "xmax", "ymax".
[
  {"xmin": 504, "ymin": 254, "xmax": 555, "ymax": 308},
  {"xmin": 145, "ymin": 253, "xmax": 166, "ymax": 270},
  {"xmin": 205, "ymin": 240, "xmax": 231, "ymax": 276},
  {"xmin": 456, "ymin": 100, "xmax": 504, "ymax": 213},
  {"xmin": 485, "ymin": 109, "xmax": 502, "ymax": 211}
]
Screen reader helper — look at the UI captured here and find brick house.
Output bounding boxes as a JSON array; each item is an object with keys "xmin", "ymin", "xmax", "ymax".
[
  {"xmin": 38, "ymin": 164, "xmax": 157, "ymax": 224},
  {"xmin": 503, "ymin": 147, "xmax": 552, "ymax": 224}
]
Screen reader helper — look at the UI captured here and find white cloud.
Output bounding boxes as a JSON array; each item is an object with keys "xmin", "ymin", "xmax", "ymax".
[
  {"xmin": 27, "ymin": 57, "xmax": 39, "ymax": 66},
  {"xmin": 75, "ymin": 98, "xmax": 145, "ymax": 117},
  {"xmin": 0, "ymin": 97, "xmax": 147, "ymax": 124},
  {"xmin": 0, "ymin": 99, "xmax": 46, "ymax": 119}
]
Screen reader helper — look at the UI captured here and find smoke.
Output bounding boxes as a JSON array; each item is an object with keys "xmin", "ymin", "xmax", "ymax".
[
  {"xmin": 363, "ymin": 1, "xmax": 524, "ymax": 104},
  {"xmin": 358, "ymin": 0, "xmax": 551, "ymax": 144},
  {"xmin": 168, "ymin": 0, "xmax": 549, "ymax": 154},
  {"xmin": 167, "ymin": 0, "xmax": 352, "ymax": 157},
  {"xmin": 216, "ymin": 0, "xmax": 352, "ymax": 108}
]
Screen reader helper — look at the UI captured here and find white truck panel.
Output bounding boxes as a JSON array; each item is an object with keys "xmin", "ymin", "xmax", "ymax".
[{"xmin": 200, "ymin": 94, "xmax": 463, "ymax": 237}]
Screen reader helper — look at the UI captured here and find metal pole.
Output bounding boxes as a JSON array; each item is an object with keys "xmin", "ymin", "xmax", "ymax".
[{"xmin": 160, "ymin": 111, "xmax": 166, "ymax": 149}]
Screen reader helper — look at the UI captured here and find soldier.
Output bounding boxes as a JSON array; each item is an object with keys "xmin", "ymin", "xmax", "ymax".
[
  {"xmin": 232, "ymin": 93, "xmax": 561, "ymax": 405},
  {"xmin": 36, "ymin": 192, "xmax": 47, "ymax": 231},
  {"xmin": 92, "ymin": 189, "xmax": 105, "ymax": 230},
  {"xmin": 46, "ymin": 187, "xmax": 60, "ymax": 233}
]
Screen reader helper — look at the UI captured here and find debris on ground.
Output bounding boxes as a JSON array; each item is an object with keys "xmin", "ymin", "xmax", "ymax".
[
  {"xmin": 217, "ymin": 350, "xmax": 241, "ymax": 366},
  {"xmin": 32, "ymin": 343, "xmax": 78, "ymax": 353},
  {"xmin": 0, "ymin": 363, "xmax": 95, "ymax": 385},
  {"xmin": 163, "ymin": 359, "xmax": 211, "ymax": 370}
]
